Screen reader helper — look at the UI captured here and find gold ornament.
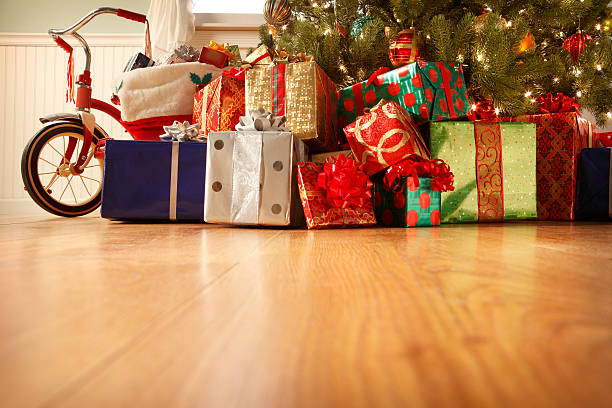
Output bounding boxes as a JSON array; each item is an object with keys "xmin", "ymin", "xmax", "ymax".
[{"xmin": 517, "ymin": 32, "xmax": 536, "ymax": 54}]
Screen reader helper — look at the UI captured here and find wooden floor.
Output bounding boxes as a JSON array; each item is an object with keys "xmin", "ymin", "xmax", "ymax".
[{"xmin": 0, "ymin": 215, "xmax": 611, "ymax": 408}]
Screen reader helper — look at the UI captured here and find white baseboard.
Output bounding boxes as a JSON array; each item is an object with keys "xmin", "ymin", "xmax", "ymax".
[{"xmin": 0, "ymin": 199, "xmax": 48, "ymax": 215}]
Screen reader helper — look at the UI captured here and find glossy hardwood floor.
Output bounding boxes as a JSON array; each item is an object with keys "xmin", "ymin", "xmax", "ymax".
[{"xmin": 0, "ymin": 214, "xmax": 611, "ymax": 408}]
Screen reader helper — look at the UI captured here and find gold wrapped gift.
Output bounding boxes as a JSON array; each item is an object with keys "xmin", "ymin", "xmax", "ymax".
[{"xmin": 245, "ymin": 61, "xmax": 338, "ymax": 152}]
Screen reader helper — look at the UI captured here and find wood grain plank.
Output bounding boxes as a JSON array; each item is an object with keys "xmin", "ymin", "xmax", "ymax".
[{"xmin": 0, "ymin": 220, "xmax": 600, "ymax": 408}]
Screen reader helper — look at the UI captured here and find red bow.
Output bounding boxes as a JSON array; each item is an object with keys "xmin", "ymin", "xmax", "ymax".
[
  {"xmin": 222, "ymin": 66, "xmax": 248, "ymax": 81},
  {"xmin": 383, "ymin": 154, "xmax": 455, "ymax": 193},
  {"xmin": 536, "ymin": 92, "xmax": 580, "ymax": 114},
  {"xmin": 317, "ymin": 154, "xmax": 373, "ymax": 209},
  {"xmin": 467, "ymin": 99, "xmax": 498, "ymax": 121}
]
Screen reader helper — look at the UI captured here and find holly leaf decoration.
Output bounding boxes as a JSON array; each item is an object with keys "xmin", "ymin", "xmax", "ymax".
[{"xmin": 190, "ymin": 72, "xmax": 213, "ymax": 86}]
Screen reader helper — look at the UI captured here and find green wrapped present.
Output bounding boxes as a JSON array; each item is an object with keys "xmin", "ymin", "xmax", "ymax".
[
  {"xmin": 429, "ymin": 121, "xmax": 537, "ymax": 223},
  {"xmin": 375, "ymin": 177, "xmax": 442, "ymax": 227},
  {"xmin": 373, "ymin": 155, "xmax": 454, "ymax": 227},
  {"xmin": 337, "ymin": 61, "xmax": 470, "ymax": 130}
]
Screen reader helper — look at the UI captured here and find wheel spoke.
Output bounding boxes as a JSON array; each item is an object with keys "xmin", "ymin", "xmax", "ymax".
[
  {"xmin": 39, "ymin": 156, "xmax": 60, "ymax": 169},
  {"xmin": 84, "ymin": 164, "xmax": 101, "ymax": 169},
  {"xmin": 59, "ymin": 178, "xmax": 70, "ymax": 201},
  {"xmin": 38, "ymin": 171, "xmax": 58, "ymax": 176},
  {"xmin": 78, "ymin": 175, "xmax": 91, "ymax": 196},
  {"xmin": 67, "ymin": 176, "xmax": 77, "ymax": 204},
  {"xmin": 45, "ymin": 174, "xmax": 60, "ymax": 190},
  {"xmin": 80, "ymin": 175, "xmax": 101, "ymax": 184},
  {"xmin": 48, "ymin": 142, "xmax": 67, "ymax": 163}
]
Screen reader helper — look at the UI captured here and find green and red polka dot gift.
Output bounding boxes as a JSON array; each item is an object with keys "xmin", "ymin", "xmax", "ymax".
[
  {"xmin": 338, "ymin": 61, "xmax": 470, "ymax": 130},
  {"xmin": 373, "ymin": 155, "xmax": 455, "ymax": 228}
]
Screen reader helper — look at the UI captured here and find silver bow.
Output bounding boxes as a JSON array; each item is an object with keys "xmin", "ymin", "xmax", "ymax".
[
  {"xmin": 235, "ymin": 108, "xmax": 287, "ymax": 132},
  {"xmin": 160, "ymin": 121, "xmax": 203, "ymax": 142}
]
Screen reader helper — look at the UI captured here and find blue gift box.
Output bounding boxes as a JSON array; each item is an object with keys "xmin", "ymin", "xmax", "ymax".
[
  {"xmin": 101, "ymin": 140, "xmax": 206, "ymax": 220},
  {"xmin": 576, "ymin": 147, "xmax": 611, "ymax": 220}
]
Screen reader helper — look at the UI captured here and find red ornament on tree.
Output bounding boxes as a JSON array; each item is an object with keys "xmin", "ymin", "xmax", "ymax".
[
  {"xmin": 388, "ymin": 28, "xmax": 420, "ymax": 67},
  {"xmin": 563, "ymin": 30, "xmax": 593, "ymax": 63}
]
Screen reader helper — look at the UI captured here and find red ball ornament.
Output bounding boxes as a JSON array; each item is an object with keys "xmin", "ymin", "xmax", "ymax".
[
  {"xmin": 563, "ymin": 30, "xmax": 593, "ymax": 63},
  {"xmin": 388, "ymin": 28, "xmax": 420, "ymax": 67}
]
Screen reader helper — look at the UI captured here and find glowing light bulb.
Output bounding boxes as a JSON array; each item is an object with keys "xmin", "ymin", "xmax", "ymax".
[
  {"xmin": 324, "ymin": 29, "xmax": 331, "ymax": 35},
  {"xmin": 282, "ymin": 25, "xmax": 287, "ymax": 31},
  {"xmin": 471, "ymin": 104, "xmax": 477, "ymax": 111},
  {"xmin": 339, "ymin": 64, "xmax": 347, "ymax": 72},
  {"xmin": 596, "ymin": 64, "xmax": 602, "ymax": 71},
  {"xmin": 312, "ymin": 2, "xmax": 318, "ymax": 7},
  {"xmin": 506, "ymin": 21, "xmax": 512, "ymax": 28},
  {"xmin": 530, "ymin": 99, "xmax": 536, "ymax": 103},
  {"xmin": 607, "ymin": 112, "xmax": 612, "ymax": 119},
  {"xmin": 426, "ymin": 34, "xmax": 431, "ymax": 39},
  {"xmin": 524, "ymin": 91, "xmax": 532, "ymax": 98},
  {"xmin": 457, "ymin": 54, "xmax": 464, "ymax": 62},
  {"xmin": 596, "ymin": 23, "xmax": 602, "ymax": 30},
  {"xmin": 494, "ymin": 107, "xmax": 500, "ymax": 115},
  {"xmin": 576, "ymin": 90, "xmax": 583, "ymax": 97},
  {"xmin": 553, "ymin": 77, "xmax": 560, "ymax": 83},
  {"xmin": 476, "ymin": 53, "xmax": 484, "ymax": 62}
]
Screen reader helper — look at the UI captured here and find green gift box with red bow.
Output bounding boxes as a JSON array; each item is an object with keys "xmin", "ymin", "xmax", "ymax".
[{"xmin": 337, "ymin": 61, "xmax": 470, "ymax": 130}]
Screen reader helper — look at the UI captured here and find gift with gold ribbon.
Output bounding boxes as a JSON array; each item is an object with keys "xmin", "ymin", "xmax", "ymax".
[
  {"xmin": 338, "ymin": 61, "xmax": 470, "ymax": 131},
  {"xmin": 296, "ymin": 154, "xmax": 377, "ymax": 229},
  {"xmin": 199, "ymin": 41, "xmax": 236, "ymax": 69},
  {"xmin": 429, "ymin": 121, "xmax": 537, "ymax": 223},
  {"xmin": 245, "ymin": 57, "xmax": 338, "ymax": 152},
  {"xmin": 343, "ymin": 100, "xmax": 430, "ymax": 176},
  {"xmin": 374, "ymin": 155, "xmax": 454, "ymax": 227},
  {"xmin": 193, "ymin": 67, "xmax": 246, "ymax": 137}
]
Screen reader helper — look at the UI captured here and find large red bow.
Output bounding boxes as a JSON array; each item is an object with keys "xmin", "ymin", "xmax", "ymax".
[
  {"xmin": 317, "ymin": 154, "xmax": 373, "ymax": 209},
  {"xmin": 222, "ymin": 66, "xmax": 248, "ymax": 81},
  {"xmin": 537, "ymin": 92, "xmax": 580, "ymax": 114},
  {"xmin": 383, "ymin": 154, "xmax": 455, "ymax": 193}
]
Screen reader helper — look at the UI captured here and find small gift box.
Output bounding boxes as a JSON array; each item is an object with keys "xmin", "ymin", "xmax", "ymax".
[
  {"xmin": 373, "ymin": 155, "xmax": 454, "ymax": 227},
  {"xmin": 430, "ymin": 121, "xmax": 537, "ymax": 223},
  {"xmin": 243, "ymin": 45, "xmax": 273, "ymax": 66},
  {"xmin": 123, "ymin": 52, "xmax": 154, "ymax": 72},
  {"xmin": 204, "ymin": 109, "xmax": 307, "ymax": 226},
  {"xmin": 199, "ymin": 41, "xmax": 235, "ymax": 69},
  {"xmin": 343, "ymin": 100, "xmax": 430, "ymax": 176},
  {"xmin": 193, "ymin": 67, "xmax": 246, "ymax": 137},
  {"xmin": 101, "ymin": 122, "xmax": 206, "ymax": 221},
  {"xmin": 296, "ymin": 154, "xmax": 377, "ymax": 229},
  {"xmin": 501, "ymin": 93, "xmax": 597, "ymax": 220},
  {"xmin": 576, "ymin": 147, "xmax": 612, "ymax": 220},
  {"xmin": 246, "ymin": 60, "xmax": 338, "ymax": 152},
  {"xmin": 338, "ymin": 61, "xmax": 470, "ymax": 129}
]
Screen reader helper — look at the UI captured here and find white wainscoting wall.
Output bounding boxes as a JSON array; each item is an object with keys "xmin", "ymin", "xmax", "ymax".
[{"xmin": 0, "ymin": 30, "xmax": 259, "ymax": 214}]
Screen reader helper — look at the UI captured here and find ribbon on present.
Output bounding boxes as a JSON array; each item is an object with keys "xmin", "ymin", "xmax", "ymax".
[
  {"xmin": 366, "ymin": 67, "xmax": 391, "ymax": 88},
  {"xmin": 235, "ymin": 108, "xmax": 287, "ymax": 131},
  {"xmin": 160, "ymin": 121, "xmax": 204, "ymax": 142},
  {"xmin": 474, "ymin": 121, "xmax": 505, "ymax": 222},
  {"xmin": 537, "ymin": 92, "xmax": 580, "ymax": 114},
  {"xmin": 467, "ymin": 99, "xmax": 498, "ymax": 121},
  {"xmin": 223, "ymin": 66, "xmax": 249, "ymax": 81},
  {"xmin": 383, "ymin": 154, "xmax": 455, "ymax": 193},
  {"xmin": 206, "ymin": 41, "xmax": 236, "ymax": 61},
  {"xmin": 317, "ymin": 154, "xmax": 373, "ymax": 209},
  {"xmin": 244, "ymin": 45, "xmax": 273, "ymax": 66},
  {"xmin": 434, "ymin": 61, "xmax": 459, "ymax": 119}
]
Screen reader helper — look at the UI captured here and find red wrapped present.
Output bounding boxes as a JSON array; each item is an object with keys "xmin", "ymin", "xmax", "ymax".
[
  {"xmin": 193, "ymin": 68, "xmax": 246, "ymax": 137},
  {"xmin": 199, "ymin": 41, "xmax": 235, "ymax": 69},
  {"xmin": 502, "ymin": 94, "xmax": 597, "ymax": 220},
  {"xmin": 296, "ymin": 155, "xmax": 377, "ymax": 229},
  {"xmin": 343, "ymin": 100, "xmax": 430, "ymax": 176}
]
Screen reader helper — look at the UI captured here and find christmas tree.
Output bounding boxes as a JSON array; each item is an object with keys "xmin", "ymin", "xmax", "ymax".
[{"xmin": 261, "ymin": 0, "xmax": 612, "ymax": 125}]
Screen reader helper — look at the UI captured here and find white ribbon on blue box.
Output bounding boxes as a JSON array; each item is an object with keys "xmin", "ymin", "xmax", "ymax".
[{"xmin": 101, "ymin": 140, "xmax": 207, "ymax": 221}]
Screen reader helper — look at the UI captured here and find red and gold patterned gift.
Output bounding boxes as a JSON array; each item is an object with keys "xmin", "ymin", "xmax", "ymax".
[
  {"xmin": 193, "ymin": 68, "xmax": 246, "ymax": 137},
  {"xmin": 502, "ymin": 93, "xmax": 597, "ymax": 220},
  {"xmin": 296, "ymin": 155, "xmax": 377, "ymax": 229},
  {"xmin": 343, "ymin": 100, "xmax": 430, "ymax": 176}
]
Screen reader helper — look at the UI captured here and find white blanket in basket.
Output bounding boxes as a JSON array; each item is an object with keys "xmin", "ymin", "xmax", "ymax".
[{"xmin": 116, "ymin": 62, "xmax": 223, "ymax": 122}]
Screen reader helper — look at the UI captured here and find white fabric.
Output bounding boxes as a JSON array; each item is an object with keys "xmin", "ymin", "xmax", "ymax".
[
  {"xmin": 147, "ymin": 0, "xmax": 195, "ymax": 58},
  {"xmin": 116, "ymin": 62, "xmax": 222, "ymax": 122}
]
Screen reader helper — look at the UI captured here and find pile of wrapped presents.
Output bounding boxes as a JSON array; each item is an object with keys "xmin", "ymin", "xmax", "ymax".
[{"xmin": 101, "ymin": 41, "xmax": 612, "ymax": 228}]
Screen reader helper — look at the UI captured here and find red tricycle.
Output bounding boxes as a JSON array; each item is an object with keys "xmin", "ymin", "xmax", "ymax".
[{"xmin": 21, "ymin": 7, "xmax": 162, "ymax": 217}]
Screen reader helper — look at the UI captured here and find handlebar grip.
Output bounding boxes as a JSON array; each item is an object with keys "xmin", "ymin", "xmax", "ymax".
[
  {"xmin": 117, "ymin": 9, "xmax": 147, "ymax": 23},
  {"xmin": 53, "ymin": 36, "xmax": 73, "ymax": 54}
]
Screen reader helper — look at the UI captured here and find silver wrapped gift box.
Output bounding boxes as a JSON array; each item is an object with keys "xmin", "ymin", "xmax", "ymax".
[{"xmin": 204, "ymin": 111, "xmax": 308, "ymax": 226}]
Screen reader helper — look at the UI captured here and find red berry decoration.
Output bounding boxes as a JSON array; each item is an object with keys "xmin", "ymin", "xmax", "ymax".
[
  {"xmin": 388, "ymin": 28, "xmax": 420, "ymax": 67},
  {"xmin": 563, "ymin": 30, "xmax": 593, "ymax": 63}
]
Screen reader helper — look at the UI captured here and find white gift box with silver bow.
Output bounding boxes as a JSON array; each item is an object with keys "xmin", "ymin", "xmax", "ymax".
[{"xmin": 204, "ymin": 110, "xmax": 308, "ymax": 226}]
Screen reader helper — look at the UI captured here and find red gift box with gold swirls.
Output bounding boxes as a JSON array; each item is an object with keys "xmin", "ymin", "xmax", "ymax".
[
  {"xmin": 193, "ymin": 74, "xmax": 245, "ymax": 137},
  {"xmin": 343, "ymin": 101, "xmax": 430, "ymax": 176},
  {"xmin": 296, "ymin": 161, "xmax": 377, "ymax": 229},
  {"xmin": 502, "ymin": 112, "xmax": 596, "ymax": 220}
]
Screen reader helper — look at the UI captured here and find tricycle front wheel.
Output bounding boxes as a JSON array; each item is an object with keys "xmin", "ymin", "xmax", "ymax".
[{"xmin": 21, "ymin": 122, "xmax": 104, "ymax": 217}]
